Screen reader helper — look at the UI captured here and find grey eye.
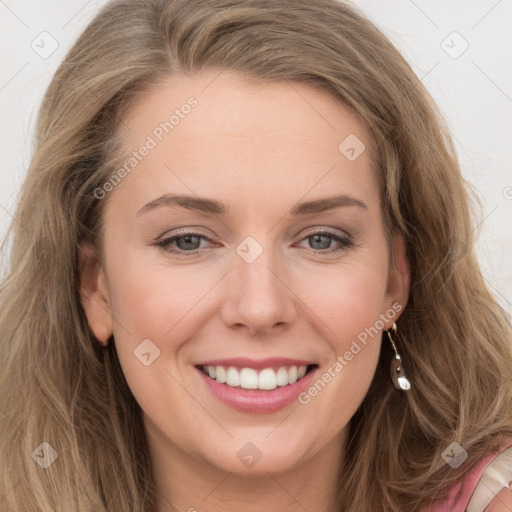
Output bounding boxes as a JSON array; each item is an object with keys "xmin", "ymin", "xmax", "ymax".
[
  {"xmin": 175, "ymin": 235, "xmax": 202, "ymax": 251},
  {"xmin": 308, "ymin": 234, "xmax": 333, "ymax": 250}
]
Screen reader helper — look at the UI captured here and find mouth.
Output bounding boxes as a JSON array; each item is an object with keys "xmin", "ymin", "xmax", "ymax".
[
  {"xmin": 195, "ymin": 360, "xmax": 320, "ymax": 414},
  {"xmin": 195, "ymin": 363, "xmax": 318, "ymax": 391}
]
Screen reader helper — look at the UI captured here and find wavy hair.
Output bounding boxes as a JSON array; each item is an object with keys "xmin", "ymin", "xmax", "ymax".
[{"xmin": 1, "ymin": 0, "xmax": 511, "ymax": 510}]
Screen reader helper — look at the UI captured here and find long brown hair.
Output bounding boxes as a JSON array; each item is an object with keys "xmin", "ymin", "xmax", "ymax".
[{"xmin": 1, "ymin": 1, "xmax": 511, "ymax": 510}]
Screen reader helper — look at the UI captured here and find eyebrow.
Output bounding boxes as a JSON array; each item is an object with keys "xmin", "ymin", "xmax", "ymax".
[{"xmin": 136, "ymin": 193, "xmax": 367, "ymax": 217}]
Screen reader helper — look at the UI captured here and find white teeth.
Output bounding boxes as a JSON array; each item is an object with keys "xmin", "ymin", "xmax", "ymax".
[
  {"xmin": 276, "ymin": 367, "xmax": 289, "ymax": 386},
  {"xmin": 215, "ymin": 366, "xmax": 226, "ymax": 384},
  {"xmin": 288, "ymin": 366, "xmax": 298, "ymax": 384},
  {"xmin": 240, "ymin": 368, "xmax": 258, "ymax": 389},
  {"xmin": 226, "ymin": 367, "xmax": 240, "ymax": 387},
  {"xmin": 203, "ymin": 364, "xmax": 310, "ymax": 389},
  {"xmin": 258, "ymin": 368, "xmax": 277, "ymax": 390}
]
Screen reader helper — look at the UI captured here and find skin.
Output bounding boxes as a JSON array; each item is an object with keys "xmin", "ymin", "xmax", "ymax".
[{"xmin": 79, "ymin": 69, "xmax": 410, "ymax": 512}]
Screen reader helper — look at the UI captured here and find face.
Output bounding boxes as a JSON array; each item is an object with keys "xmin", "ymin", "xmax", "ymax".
[{"xmin": 80, "ymin": 69, "xmax": 409, "ymax": 478}]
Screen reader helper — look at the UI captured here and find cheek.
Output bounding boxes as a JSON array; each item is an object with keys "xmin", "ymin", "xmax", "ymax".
[
  {"xmin": 105, "ymin": 264, "xmax": 206, "ymax": 423},
  {"xmin": 107, "ymin": 241, "xmax": 390, "ymax": 349},
  {"xmin": 300, "ymin": 256, "xmax": 389, "ymax": 395},
  {"xmin": 108, "ymin": 259, "xmax": 210, "ymax": 336},
  {"xmin": 304, "ymin": 256, "xmax": 390, "ymax": 339},
  {"xmin": 105, "ymin": 256, "xmax": 223, "ymax": 392},
  {"xmin": 294, "ymin": 265, "xmax": 387, "ymax": 421}
]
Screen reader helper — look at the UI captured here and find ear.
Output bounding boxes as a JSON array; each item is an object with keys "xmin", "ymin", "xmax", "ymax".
[
  {"xmin": 77, "ymin": 241, "xmax": 113, "ymax": 346},
  {"xmin": 383, "ymin": 232, "xmax": 410, "ymax": 329}
]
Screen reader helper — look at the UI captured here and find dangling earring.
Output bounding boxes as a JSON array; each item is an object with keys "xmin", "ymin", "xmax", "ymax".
[{"xmin": 387, "ymin": 323, "xmax": 411, "ymax": 391}]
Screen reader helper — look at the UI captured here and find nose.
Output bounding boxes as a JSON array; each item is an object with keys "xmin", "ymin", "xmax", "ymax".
[{"xmin": 220, "ymin": 243, "xmax": 298, "ymax": 337}]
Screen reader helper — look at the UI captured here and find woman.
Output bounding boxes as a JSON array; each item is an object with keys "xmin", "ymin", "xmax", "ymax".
[{"xmin": 0, "ymin": 0, "xmax": 511, "ymax": 510}]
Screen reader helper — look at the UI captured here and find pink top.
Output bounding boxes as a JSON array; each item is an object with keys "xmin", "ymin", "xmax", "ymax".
[{"xmin": 426, "ymin": 437, "xmax": 512, "ymax": 511}]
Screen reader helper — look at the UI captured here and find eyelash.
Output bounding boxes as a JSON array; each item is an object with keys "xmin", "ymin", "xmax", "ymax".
[{"xmin": 154, "ymin": 228, "xmax": 354, "ymax": 256}]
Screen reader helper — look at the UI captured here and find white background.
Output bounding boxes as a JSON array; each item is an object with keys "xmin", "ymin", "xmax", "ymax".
[{"xmin": 1, "ymin": 0, "xmax": 511, "ymax": 314}]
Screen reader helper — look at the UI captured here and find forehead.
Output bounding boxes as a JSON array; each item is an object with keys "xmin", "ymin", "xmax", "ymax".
[
  {"xmin": 109, "ymin": 69, "xmax": 380, "ymax": 216},
  {"xmin": 122, "ymin": 69, "xmax": 371, "ymax": 150}
]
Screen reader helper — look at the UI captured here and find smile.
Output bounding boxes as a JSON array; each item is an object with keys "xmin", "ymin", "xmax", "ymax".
[
  {"xmin": 195, "ymin": 358, "xmax": 319, "ymax": 414},
  {"xmin": 199, "ymin": 364, "xmax": 313, "ymax": 390}
]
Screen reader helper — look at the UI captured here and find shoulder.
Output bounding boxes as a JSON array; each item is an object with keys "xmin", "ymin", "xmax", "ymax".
[
  {"xmin": 426, "ymin": 436, "xmax": 512, "ymax": 512},
  {"xmin": 466, "ymin": 442, "xmax": 512, "ymax": 512}
]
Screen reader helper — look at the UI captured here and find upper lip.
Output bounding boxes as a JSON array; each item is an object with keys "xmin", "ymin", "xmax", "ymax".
[{"xmin": 195, "ymin": 357, "xmax": 316, "ymax": 369}]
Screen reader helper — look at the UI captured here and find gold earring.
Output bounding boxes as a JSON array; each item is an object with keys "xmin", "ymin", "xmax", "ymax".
[{"xmin": 387, "ymin": 323, "xmax": 411, "ymax": 391}]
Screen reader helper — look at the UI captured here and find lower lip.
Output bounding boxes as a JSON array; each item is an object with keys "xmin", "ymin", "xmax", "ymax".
[{"xmin": 196, "ymin": 366, "xmax": 318, "ymax": 414}]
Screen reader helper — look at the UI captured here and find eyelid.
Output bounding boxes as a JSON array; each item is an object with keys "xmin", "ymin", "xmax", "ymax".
[
  {"xmin": 155, "ymin": 228, "xmax": 214, "ymax": 246},
  {"xmin": 295, "ymin": 227, "xmax": 354, "ymax": 254},
  {"xmin": 155, "ymin": 225, "xmax": 350, "ymax": 244},
  {"xmin": 156, "ymin": 226, "xmax": 216, "ymax": 242},
  {"xmin": 299, "ymin": 226, "xmax": 351, "ymax": 239},
  {"xmin": 153, "ymin": 225, "xmax": 354, "ymax": 256}
]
